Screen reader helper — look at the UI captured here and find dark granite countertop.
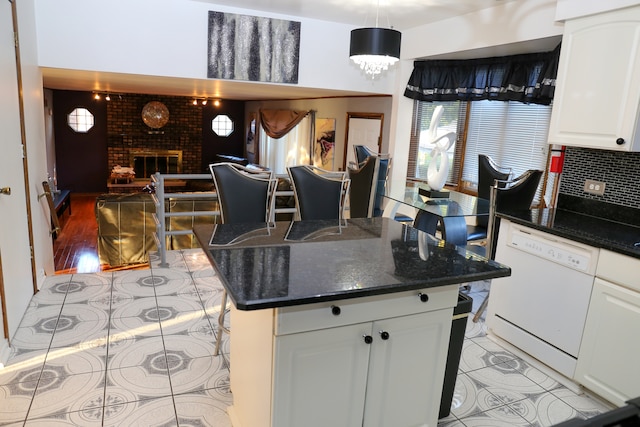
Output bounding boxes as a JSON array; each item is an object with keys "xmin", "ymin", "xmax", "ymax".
[
  {"xmin": 497, "ymin": 199, "xmax": 640, "ymax": 260},
  {"xmin": 194, "ymin": 217, "xmax": 511, "ymax": 310}
]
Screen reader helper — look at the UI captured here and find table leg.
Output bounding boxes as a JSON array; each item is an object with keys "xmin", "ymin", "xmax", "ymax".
[
  {"xmin": 440, "ymin": 217, "xmax": 468, "ymax": 247},
  {"xmin": 413, "ymin": 211, "xmax": 439, "ymax": 236},
  {"xmin": 414, "ymin": 212, "xmax": 468, "ymax": 247}
]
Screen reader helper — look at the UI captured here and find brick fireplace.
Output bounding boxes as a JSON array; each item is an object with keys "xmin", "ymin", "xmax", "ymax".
[
  {"xmin": 130, "ymin": 149, "xmax": 183, "ymax": 178},
  {"xmin": 106, "ymin": 94, "xmax": 202, "ymax": 175}
]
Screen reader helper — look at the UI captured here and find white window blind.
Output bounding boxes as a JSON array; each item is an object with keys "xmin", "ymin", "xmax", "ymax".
[
  {"xmin": 463, "ymin": 100, "xmax": 551, "ymax": 203},
  {"xmin": 408, "ymin": 101, "xmax": 463, "ymax": 184}
]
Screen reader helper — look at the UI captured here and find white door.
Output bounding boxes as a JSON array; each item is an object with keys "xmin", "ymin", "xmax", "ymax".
[
  {"xmin": 0, "ymin": 2, "xmax": 35, "ymax": 345},
  {"xmin": 363, "ymin": 310, "xmax": 452, "ymax": 427},
  {"xmin": 343, "ymin": 113, "xmax": 383, "ymax": 170}
]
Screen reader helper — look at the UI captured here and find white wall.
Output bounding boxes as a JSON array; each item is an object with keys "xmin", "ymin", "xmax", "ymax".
[
  {"xmin": 33, "ymin": 0, "xmax": 569, "ymax": 186},
  {"xmin": 389, "ymin": 0, "xmax": 564, "ymax": 185},
  {"xmin": 403, "ymin": 0, "xmax": 562, "ymax": 62},
  {"xmin": 34, "ymin": 0, "xmax": 396, "ymax": 96},
  {"xmin": 246, "ymin": 97, "xmax": 393, "ymax": 171}
]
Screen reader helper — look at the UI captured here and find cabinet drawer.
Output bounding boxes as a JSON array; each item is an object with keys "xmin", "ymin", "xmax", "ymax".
[
  {"xmin": 275, "ymin": 285, "xmax": 458, "ymax": 335},
  {"xmin": 596, "ymin": 250, "xmax": 640, "ymax": 292}
]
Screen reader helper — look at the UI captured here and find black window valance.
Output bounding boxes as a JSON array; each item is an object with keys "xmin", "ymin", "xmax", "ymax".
[{"xmin": 404, "ymin": 44, "xmax": 560, "ymax": 105}]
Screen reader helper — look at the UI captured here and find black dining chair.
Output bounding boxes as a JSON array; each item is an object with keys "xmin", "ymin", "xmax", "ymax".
[
  {"xmin": 287, "ymin": 165, "xmax": 350, "ymax": 221},
  {"xmin": 353, "ymin": 145, "xmax": 391, "ymax": 217},
  {"xmin": 472, "ymin": 168, "xmax": 544, "ymax": 322},
  {"xmin": 209, "ymin": 162, "xmax": 277, "ymax": 356},
  {"xmin": 483, "ymin": 168, "xmax": 543, "ymax": 258},
  {"xmin": 467, "ymin": 155, "xmax": 512, "ymax": 242},
  {"xmin": 348, "ymin": 156, "xmax": 380, "ymax": 218}
]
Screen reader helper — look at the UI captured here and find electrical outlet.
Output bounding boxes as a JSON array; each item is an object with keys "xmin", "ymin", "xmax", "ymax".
[{"xmin": 584, "ymin": 179, "xmax": 606, "ymax": 196}]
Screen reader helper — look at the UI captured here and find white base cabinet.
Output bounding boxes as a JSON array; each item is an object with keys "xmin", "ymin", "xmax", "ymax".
[
  {"xmin": 548, "ymin": 5, "xmax": 640, "ymax": 151},
  {"xmin": 575, "ymin": 251, "xmax": 640, "ymax": 406},
  {"xmin": 227, "ymin": 285, "xmax": 459, "ymax": 427}
]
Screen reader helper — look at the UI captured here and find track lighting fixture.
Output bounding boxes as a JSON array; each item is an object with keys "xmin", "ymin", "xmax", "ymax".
[
  {"xmin": 93, "ymin": 92, "xmax": 119, "ymax": 101},
  {"xmin": 192, "ymin": 98, "xmax": 221, "ymax": 107}
]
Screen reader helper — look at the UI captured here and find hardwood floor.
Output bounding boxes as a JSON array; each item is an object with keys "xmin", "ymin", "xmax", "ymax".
[{"xmin": 52, "ymin": 193, "xmax": 147, "ymax": 274}]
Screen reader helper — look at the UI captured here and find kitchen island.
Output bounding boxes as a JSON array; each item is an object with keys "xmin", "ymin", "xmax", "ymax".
[{"xmin": 194, "ymin": 218, "xmax": 511, "ymax": 427}]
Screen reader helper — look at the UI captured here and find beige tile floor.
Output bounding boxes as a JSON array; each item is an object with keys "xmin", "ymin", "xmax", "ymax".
[{"xmin": 0, "ymin": 249, "xmax": 612, "ymax": 426}]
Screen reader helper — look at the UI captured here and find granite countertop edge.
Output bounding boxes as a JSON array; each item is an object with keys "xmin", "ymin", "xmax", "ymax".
[{"xmin": 228, "ymin": 268, "xmax": 511, "ymax": 311}]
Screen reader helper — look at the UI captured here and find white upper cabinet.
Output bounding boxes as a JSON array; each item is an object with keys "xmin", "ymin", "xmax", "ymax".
[{"xmin": 548, "ymin": 6, "xmax": 640, "ymax": 151}]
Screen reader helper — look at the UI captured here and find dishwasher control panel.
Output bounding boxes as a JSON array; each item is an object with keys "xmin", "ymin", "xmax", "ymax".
[{"xmin": 508, "ymin": 227, "xmax": 597, "ymax": 273}]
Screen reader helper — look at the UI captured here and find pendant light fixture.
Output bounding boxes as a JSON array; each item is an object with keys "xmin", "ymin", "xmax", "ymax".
[{"xmin": 349, "ymin": 0, "xmax": 401, "ymax": 77}]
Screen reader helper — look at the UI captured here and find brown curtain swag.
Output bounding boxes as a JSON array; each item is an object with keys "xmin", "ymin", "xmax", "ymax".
[
  {"xmin": 404, "ymin": 43, "xmax": 561, "ymax": 105},
  {"xmin": 259, "ymin": 109, "xmax": 310, "ymax": 139}
]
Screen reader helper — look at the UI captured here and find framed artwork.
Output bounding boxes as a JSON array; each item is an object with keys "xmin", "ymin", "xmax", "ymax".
[
  {"xmin": 207, "ymin": 11, "xmax": 301, "ymax": 84},
  {"xmin": 313, "ymin": 118, "xmax": 336, "ymax": 169},
  {"xmin": 246, "ymin": 112, "xmax": 257, "ymax": 155}
]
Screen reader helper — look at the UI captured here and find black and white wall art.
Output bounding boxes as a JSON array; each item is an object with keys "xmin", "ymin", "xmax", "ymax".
[{"xmin": 207, "ymin": 11, "xmax": 301, "ymax": 84}]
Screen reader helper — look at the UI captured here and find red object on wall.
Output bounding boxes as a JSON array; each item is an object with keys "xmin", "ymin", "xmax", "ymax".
[{"xmin": 550, "ymin": 146, "xmax": 565, "ymax": 174}]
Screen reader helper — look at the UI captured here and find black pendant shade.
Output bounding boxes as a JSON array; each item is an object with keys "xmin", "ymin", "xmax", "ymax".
[{"xmin": 349, "ymin": 27, "xmax": 401, "ymax": 58}]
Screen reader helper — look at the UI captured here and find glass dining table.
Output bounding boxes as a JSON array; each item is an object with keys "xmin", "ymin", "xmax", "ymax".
[{"xmin": 382, "ymin": 180, "xmax": 490, "ymax": 247}]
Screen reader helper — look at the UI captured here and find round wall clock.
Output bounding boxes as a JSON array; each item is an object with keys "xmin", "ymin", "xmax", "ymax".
[{"xmin": 141, "ymin": 101, "xmax": 170, "ymax": 129}]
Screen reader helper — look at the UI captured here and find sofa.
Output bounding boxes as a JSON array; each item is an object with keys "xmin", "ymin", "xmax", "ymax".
[{"xmin": 95, "ymin": 193, "xmax": 219, "ymax": 267}]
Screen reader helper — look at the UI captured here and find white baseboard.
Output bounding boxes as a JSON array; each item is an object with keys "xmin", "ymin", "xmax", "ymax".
[{"xmin": 0, "ymin": 338, "xmax": 11, "ymax": 367}]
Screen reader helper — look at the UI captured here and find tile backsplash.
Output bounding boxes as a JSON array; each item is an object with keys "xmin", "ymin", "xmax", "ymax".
[{"xmin": 559, "ymin": 147, "xmax": 640, "ymax": 209}]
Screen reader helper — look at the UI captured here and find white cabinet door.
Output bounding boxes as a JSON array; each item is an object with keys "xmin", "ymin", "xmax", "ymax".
[
  {"xmin": 575, "ymin": 278, "xmax": 640, "ymax": 406},
  {"xmin": 272, "ymin": 322, "xmax": 372, "ymax": 427},
  {"xmin": 548, "ymin": 6, "xmax": 640, "ymax": 151},
  {"xmin": 364, "ymin": 309, "xmax": 452, "ymax": 427},
  {"xmin": 273, "ymin": 308, "xmax": 453, "ymax": 427}
]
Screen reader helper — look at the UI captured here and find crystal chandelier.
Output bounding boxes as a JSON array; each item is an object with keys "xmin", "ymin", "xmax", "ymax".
[{"xmin": 349, "ymin": 2, "xmax": 401, "ymax": 78}]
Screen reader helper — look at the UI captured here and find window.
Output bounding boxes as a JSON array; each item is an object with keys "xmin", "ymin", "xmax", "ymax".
[
  {"xmin": 67, "ymin": 107, "xmax": 94, "ymax": 133},
  {"xmin": 409, "ymin": 100, "xmax": 554, "ymax": 206},
  {"xmin": 408, "ymin": 102, "xmax": 464, "ymax": 185},
  {"xmin": 464, "ymin": 100, "xmax": 551, "ymax": 187},
  {"xmin": 212, "ymin": 114, "xmax": 234, "ymax": 136}
]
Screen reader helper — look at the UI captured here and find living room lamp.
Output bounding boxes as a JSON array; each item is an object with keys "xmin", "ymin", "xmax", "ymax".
[{"xmin": 349, "ymin": 0, "xmax": 401, "ymax": 77}]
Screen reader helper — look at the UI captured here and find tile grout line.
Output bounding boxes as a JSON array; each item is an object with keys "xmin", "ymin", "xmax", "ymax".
[
  {"xmin": 24, "ymin": 275, "xmax": 75, "ymax": 425},
  {"xmin": 151, "ymin": 256, "xmax": 181, "ymax": 424},
  {"xmin": 100, "ymin": 272, "xmax": 114, "ymax": 427}
]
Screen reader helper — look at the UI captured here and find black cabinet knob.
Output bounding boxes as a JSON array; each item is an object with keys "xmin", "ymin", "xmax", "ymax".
[
  {"xmin": 418, "ymin": 292, "xmax": 429, "ymax": 303},
  {"xmin": 616, "ymin": 137, "xmax": 625, "ymax": 145},
  {"xmin": 379, "ymin": 331, "xmax": 390, "ymax": 340},
  {"xmin": 331, "ymin": 305, "xmax": 341, "ymax": 316},
  {"xmin": 363, "ymin": 335, "xmax": 373, "ymax": 344}
]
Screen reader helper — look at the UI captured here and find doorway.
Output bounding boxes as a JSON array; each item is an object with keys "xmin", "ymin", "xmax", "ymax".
[{"xmin": 342, "ymin": 112, "xmax": 384, "ymax": 170}]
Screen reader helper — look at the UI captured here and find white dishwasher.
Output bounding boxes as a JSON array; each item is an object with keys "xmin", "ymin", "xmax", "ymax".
[{"xmin": 486, "ymin": 220, "xmax": 600, "ymax": 379}]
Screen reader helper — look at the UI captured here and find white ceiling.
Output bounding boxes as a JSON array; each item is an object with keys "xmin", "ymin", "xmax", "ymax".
[
  {"xmin": 41, "ymin": 0, "xmax": 521, "ymax": 101},
  {"xmin": 191, "ymin": 0, "xmax": 512, "ymax": 31}
]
